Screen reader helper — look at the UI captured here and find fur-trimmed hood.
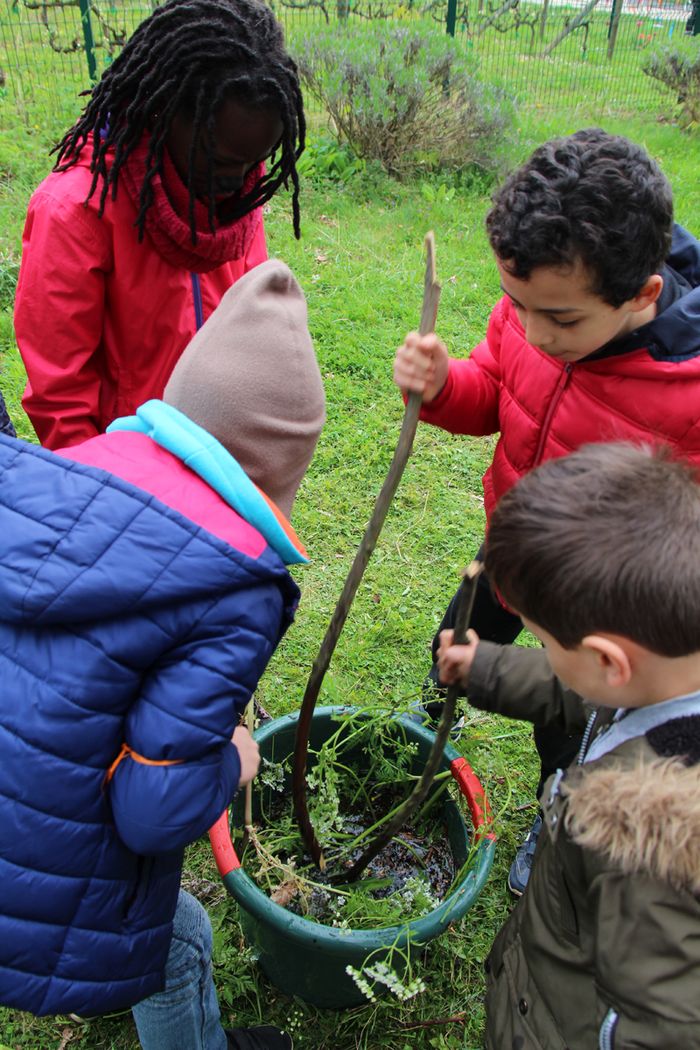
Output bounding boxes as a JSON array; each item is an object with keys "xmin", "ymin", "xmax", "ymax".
[
  {"xmin": 565, "ymin": 755, "xmax": 700, "ymax": 896},
  {"xmin": 470, "ymin": 640, "xmax": 700, "ymax": 1050}
]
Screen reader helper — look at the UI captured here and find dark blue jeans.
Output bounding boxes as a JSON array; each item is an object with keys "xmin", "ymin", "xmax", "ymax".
[{"xmin": 0, "ymin": 392, "xmax": 16, "ymax": 438}]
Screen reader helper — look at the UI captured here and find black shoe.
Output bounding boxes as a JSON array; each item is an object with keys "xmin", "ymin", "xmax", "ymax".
[
  {"xmin": 409, "ymin": 668, "xmax": 465, "ymax": 737},
  {"xmin": 507, "ymin": 813, "xmax": 542, "ymax": 897},
  {"xmin": 253, "ymin": 698, "xmax": 273, "ymax": 725},
  {"xmin": 408, "ymin": 699, "xmax": 465, "ymax": 738},
  {"xmin": 226, "ymin": 1028, "xmax": 293, "ymax": 1050}
]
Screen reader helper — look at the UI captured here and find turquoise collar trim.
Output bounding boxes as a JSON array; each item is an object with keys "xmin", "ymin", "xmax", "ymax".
[{"xmin": 107, "ymin": 401, "xmax": 308, "ymax": 566}]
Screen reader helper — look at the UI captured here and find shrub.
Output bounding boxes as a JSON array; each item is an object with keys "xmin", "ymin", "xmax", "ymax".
[
  {"xmin": 296, "ymin": 136, "xmax": 366, "ymax": 182},
  {"xmin": 293, "ymin": 23, "xmax": 515, "ymax": 177},
  {"xmin": 643, "ymin": 42, "xmax": 700, "ymax": 128}
]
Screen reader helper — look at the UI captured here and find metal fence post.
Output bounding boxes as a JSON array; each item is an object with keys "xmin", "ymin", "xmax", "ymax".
[
  {"xmin": 688, "ymin": 0, "xmax": 700, "ymax": 35},
  {"xmin": 606, "ymin": 0, "xmax": 623, "ymax": 59},
  {"xmin": 78, "ymin": 0, "xmax": 98, "ymax": 82},
  {"xmin": 446, "ymin": 0, "xmax": 457, "ymax": 37}
]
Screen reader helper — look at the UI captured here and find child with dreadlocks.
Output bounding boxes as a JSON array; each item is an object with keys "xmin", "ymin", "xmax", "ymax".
[{"xmin": 14, "ymin": 0, "xmax": 305, "ymax": 450}]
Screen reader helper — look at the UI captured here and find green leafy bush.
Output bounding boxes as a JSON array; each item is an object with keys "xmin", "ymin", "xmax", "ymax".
[
  {"xmin": 643, "ymin": 42, "xmax": 700, "ymax": 128},
  {"xmin": 296, "ymin": 135, "xmax": 366, "ymax": 182},
  {"xmin": 294, "ymin": 23, "xmax": 515, "ymax": 177}
]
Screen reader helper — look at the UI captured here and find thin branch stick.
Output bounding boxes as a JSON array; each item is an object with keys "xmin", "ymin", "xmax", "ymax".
[
  {"xmin": 341, "ymin": 560, "xmax": 483, "ymax": 883},
  {"xmin": 541, "ymin": 0, "xmax": 599, "ymax": 55},
  {"xmin": 399, "ymin": 1013, "xmax": 468, "ymax": 1029},
  {"xmin": 292, "ymin": 233, "xmax": 441, "ymax": 867},
  {"xmin": 244, "ymin": 699, "xmax": 254, "ymax": 831}
]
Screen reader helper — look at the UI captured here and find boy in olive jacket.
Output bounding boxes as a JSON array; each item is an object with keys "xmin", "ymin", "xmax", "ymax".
[{"xmin": 439, "ymin": 443, "xmax": 700, "ymax": 1050}]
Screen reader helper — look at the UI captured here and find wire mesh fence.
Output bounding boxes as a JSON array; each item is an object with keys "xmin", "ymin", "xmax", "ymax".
[{"xmin": 0, "ymin": 0, "xmax": 695, "ymax": 136}]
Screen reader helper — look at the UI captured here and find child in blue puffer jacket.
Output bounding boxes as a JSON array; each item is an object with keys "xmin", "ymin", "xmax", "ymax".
[{"xmin": 0, "ymin": 261, "xmax": 325, "ymax": 1050}]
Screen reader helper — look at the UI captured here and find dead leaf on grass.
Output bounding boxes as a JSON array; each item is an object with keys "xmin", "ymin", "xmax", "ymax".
[{"xmin": 270, "ymin": 879, "xmax": 301, "ymax": 906}]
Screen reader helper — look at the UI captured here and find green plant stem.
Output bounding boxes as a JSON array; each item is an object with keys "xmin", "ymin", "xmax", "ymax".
[{"xmin": 412, "ymin": 775, "xmax": 451, "ymax": 826}]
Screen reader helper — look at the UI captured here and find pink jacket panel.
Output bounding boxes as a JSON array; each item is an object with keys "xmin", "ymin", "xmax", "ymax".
[
  {"xmin": 56, "ymin": 430, "xmax": 267, "ymax": 558},
  {"xmin": 420, "ymin": 295, "xmax": 700, "ymax": 520},
  {"xmin": 15, "ymin": 159, "xmax": 267, "ymax": 450}
]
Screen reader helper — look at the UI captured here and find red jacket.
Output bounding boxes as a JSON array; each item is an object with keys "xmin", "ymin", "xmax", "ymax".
[
  {"xmin": 14, "ymin": 155, "xmax": 268, "ymax": 449},
  {"xmin": 420, "ymin": 226, "xmax": 700, "ymax": 521}
]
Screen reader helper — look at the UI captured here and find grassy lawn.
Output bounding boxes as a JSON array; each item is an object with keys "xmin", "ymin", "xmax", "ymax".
[{"xmin": 1, "ymin": 59, "xmax": 699, "ymax": 1050}]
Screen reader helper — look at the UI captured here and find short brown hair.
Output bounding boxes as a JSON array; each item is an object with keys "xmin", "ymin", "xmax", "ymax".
[{"xmin": 484, "ymin": 443, "xmax": 700, "ymax": 656}]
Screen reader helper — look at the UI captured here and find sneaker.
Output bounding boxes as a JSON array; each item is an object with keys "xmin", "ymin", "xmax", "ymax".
[
  {"xmin": 507, "ymin": 813, "xmax": 543, "ymax": 898},
  {"xmin": 406, "ymin": 698, "xmax": 466, "ymax": 739},
  {"xmin": 414, "ymin": 667, "xmax": 467, "ymax": 736},
  {"xmin": 226, "ymin": 1027, "xmax": 293, "ymax": 1050},
  {"xmin": 253, "ymin": 698, "xmax": 273, "ymax": 724}
]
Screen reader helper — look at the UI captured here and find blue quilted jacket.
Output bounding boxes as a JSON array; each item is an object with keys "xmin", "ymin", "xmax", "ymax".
[{"xmin": 0, "ymin": 420, "xmax": 300, "ymax": 1017}]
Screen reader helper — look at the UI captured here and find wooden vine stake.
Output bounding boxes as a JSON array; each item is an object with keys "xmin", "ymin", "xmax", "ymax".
[{"xmin": 292, "ymin": 233, "xmax": 441, "ymax": 868}]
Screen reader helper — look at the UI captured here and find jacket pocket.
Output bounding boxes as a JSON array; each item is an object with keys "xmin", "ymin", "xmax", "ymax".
[
  {"xmin": 485, "ymin": 937, "xmax": 569, "ymax": 1050},
  {"xmin": 122, "ymin": 856, "xmax": 155, "ymax": 927}
]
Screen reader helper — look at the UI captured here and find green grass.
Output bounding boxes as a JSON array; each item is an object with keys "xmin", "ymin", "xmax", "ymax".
[{"xmin": 1, "ymin": 68, "xmax": 700, "ymax": 1050}]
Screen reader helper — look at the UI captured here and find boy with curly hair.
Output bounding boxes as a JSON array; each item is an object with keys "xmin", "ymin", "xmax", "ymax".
[{"xmin": 394, "ymin": 128, "xmax": 700, "ymax": 893}]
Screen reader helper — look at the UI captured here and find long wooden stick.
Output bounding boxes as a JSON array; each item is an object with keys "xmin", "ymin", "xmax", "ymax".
[
  {"xmin": 342, "ymin": 560, "xmax": 483, "ymax": 883},
  {"xmin": 292, "ymin": 234, "xmax": 441, "ymax": 867}
]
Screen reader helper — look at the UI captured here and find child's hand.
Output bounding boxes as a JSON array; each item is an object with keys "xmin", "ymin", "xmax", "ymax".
[
  {"xmin": 393, "ymin": 331, "xmax": 449, "ymax": 403},
  {"xmin": 437, "ymin": 628, "xmax": 480, "ymax": 687},
  {"xmin": 232, "ymin": 725, "xmax": 260, "ymax": 786}
]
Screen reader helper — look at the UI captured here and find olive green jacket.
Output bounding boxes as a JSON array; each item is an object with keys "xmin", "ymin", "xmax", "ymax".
[{"xmin": 466, "ymin": 642, "xmax": 700, "ymax": 1050}]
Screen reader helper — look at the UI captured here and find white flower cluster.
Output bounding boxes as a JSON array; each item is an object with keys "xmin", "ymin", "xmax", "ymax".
[
  {"xmin": 258, "ymin": 757, "xmax": 286, "ymax": 793},
  {"xmin": 398, "ymin": 875, "xmax": 440, "ymax": 915},
  {"xmin": 346, "ymin": 964, "xmax": 378, "ymax": 1003},
  {"xmin": 327, "ymin": 894, "xmax": 350, "ymax": 928},
  {"xmin": 345, "ymin": 960, "xmax": 426, "ymax": 1003},
  {"xmin": 285, "ymin": 1006, "xmax": 305, "ymax": 1037}
]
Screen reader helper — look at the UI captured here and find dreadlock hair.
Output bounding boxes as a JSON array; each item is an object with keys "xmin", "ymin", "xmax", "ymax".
[{"xmin": 53, "ymin": 0, "xmax": 306, "ymax": 242}]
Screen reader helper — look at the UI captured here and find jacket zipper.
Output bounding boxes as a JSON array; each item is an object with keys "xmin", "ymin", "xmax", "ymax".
[
  {"xmin": 599, "ymin": 1007, "xmax": 619, "ymax": 1050},
  {"xmin": 577, "ymin": 711, "xmax": 597, "ymax": 765},
  {"xmin": 532, "ymin": 363, "xmax": 573, "ymax": 466},
  {"xmin": 191, "ymin": 272, "xmax": 204, "ymax": 331}
]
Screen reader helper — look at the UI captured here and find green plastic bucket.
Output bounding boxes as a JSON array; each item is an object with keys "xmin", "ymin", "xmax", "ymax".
[{"xmin": 209, "ymin": 706, "xmax": 495, "ymax": 1009}]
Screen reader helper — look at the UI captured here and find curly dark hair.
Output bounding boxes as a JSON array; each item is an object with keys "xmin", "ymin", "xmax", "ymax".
[
  {"xmin": 53, "ymin": 0, "xmax": 305, "ymax": 242},
  {"xmin": 486, "ymin": 129, "xmax": 674, "ymax": 307},
  {"xmin": 485, "ymin": 442, "xmax": 700, "ymax": 657}
]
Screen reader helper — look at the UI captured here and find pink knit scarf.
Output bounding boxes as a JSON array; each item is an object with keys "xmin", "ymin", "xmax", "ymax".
[{"xmin": 120, "ymin": 138, "xmax": 263, "ymax": 273}]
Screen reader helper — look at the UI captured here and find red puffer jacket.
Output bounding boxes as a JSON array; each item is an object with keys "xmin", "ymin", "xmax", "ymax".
[
  {"xmin": 14, "ymin": 153, "xmax": 268, "ymax": 449},
  {"xmin": 419, "ymin": 225, "xmax": 700, "ymax": 520}
]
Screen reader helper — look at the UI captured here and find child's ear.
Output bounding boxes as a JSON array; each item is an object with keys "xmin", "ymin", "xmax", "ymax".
[
  {"xmin": 581, "ymin": 634, "xmax": 632, "ymax": 688},
  {"xmin": 629, "ymin": 274, "xmax": 663, "ymax": 313}
]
